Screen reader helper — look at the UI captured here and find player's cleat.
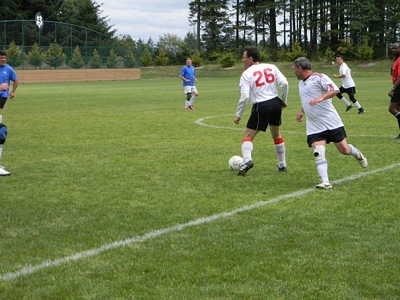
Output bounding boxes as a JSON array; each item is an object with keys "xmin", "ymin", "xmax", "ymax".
[
  {"xmin": 356, "ymin": 152, "xmax": 368, "ymax": 168},
  {"xmin": 395, "ymin": 134, "xmax": 400, "ymax": 139},
  {"xmin": 358, "ymin": 108, "xmax": 365, "ymax": 114},
  {"xmin": 0, "ymin": 165, "xmax": 10, "ymax": 176},
  {"xmin": 277, "ymin": 166, "xmax": 287, "ymax": 172},
  {"xmin": 345, "ymin": 104, "xmax": 353, "ymax": 112},
  {"xmin": 188, "ymin": 105, "xmax": 194, "ymax": 110},
  {"xmin": 315, "ymin": 180, "xmax": 332, "ymax": 189},
  {"xmin": 238, "ymin": 160, "xmax": 253, "ymax": 176},
  {"xmin": 185, "ymin": 107, "xmax": 190, "ymax": 110}
]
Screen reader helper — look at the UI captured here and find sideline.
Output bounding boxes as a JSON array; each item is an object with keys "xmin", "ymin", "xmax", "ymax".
[{"xmin": 1, "ymin": 163, "xmax": 399, "ymax": 281}]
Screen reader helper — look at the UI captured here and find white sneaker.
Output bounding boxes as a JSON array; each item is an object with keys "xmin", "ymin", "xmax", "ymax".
[
  {"xmin": 356, "ymin": 152, "xmax": 368, "ymax": 168},
  {"xmin": 0, "ymin": 165, "xmax": 10, "ymax": 176},
  {"xmin": 315, "ymin": 180, "xmax": 332, "ymax": 189}
]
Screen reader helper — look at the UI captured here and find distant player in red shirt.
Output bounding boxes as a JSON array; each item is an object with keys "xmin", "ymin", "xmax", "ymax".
[{"xmin": 388, "ymin": 42, "xmax": 400, "ymax": 139}]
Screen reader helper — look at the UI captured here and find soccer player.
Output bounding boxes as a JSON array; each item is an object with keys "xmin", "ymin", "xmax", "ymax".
[
  {"xmin": 0, "ymin": 51, "xmax": 18, "ymax": 176},
  {"xmin": 234, "ymin": 45, "xmax": 289, "ymax": 176},
  {"xmin": 333, "ymin": 54, "xmax": 365, "ymax": 114},
  {"xmin": 179, "ymin": 57, "xmax": 198, "ymax": 110},
  {"xmin": 388, "ymin": 42, "xmax": 400, "ymax": 139},
  {"xmin": 294, "ymin": 57, "xmax": 367, "ymax": 189}
]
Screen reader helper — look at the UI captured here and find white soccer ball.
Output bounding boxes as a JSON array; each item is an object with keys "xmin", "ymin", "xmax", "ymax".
[{"xmin": 229, "ymin": 155, "xmax": 243, "ymax": 171}]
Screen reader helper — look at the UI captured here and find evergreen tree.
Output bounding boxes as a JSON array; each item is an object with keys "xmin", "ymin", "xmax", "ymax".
[
  {"xmin": 140, "ymin": 48, "xmax": 153, "ymax": 67},
  {"xmin": 124, "ymin": 50, "xmax": 136, "ymax": 68},
  {"xmin": 27, "ymin": 42, "xmax": 45, "ymax": 69},
  {"xmin": 106, "ymin": 49, "xmax": 118, "ymax": 68},
  {"xmin": 45, "ymin": 42, "xmax": 66, "ymax": 69},
  {"xmin": 68, "ymin": 45, "xmax": 85, "ymax": 69},
  {"xmin": 89, "ymin": 49, "xmax": 102, "ymax": 69},
  {"xmin": 6, "ymin": 41, "xmax": 24, "ymax": 68}
]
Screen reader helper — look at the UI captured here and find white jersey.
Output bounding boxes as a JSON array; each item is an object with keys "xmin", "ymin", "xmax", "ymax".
[
  {"xmin": 339, "ymin": 62, "xmax": 355, "ymax": 88},
  {"xmin": 236, "ymin": 63, "xmax": 288, "ymax": 117},
  {"xmin": 298, "ymin": 72, "xmax": 343, "ymax": 135}
]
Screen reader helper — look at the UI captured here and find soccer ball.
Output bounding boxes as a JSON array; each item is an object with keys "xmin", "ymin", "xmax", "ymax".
[{"xmin": 229, "ymin": 155, "xmax": 243, "ymax": 171}]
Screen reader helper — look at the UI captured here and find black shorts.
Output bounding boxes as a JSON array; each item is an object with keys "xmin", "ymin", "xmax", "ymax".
[
  {"xmin": 246, "ymin": 97, "xmax": 283, "ymax": 132},
  {"xmin": 391, "ymin": 87, "xmax": 400, "ymax": 103},
  {"xmin": 339, "ymin": 86, "xmax": 356, "ymax": 95},
  {"xmin": 307, "ymin": 127, "xmax": 347, "ymax": 147},
  {"xmin": 0, "ymin": 97, "xmax": 7, "ymax": 109}
]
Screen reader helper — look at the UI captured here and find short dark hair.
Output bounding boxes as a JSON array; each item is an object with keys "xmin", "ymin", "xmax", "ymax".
[
  {"xmin": 0, "ymin": 51, "xmax": 6, "ymax": 57},
  {"xmin": 336, "ymin": 54, "xmax": 343, "ymax": 59},
  {"xmin": 294, "ymin": 57, "xmax": 312, "ymax": 70},
  {"xmin": 244, "ymin": 46, "xmax": 260, "ymax": 62}
]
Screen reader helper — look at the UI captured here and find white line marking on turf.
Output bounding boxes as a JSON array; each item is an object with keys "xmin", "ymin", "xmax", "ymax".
[{"xmin": 1, "ymin": 163, "xmax": 399, "ymax": 281}]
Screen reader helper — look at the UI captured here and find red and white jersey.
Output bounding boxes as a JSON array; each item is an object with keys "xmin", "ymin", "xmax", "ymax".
[
  {"xmin": 339, "ymin": 62, "xmax": 355, "ymax": 88},
  {"xmin": 298, "ymin": 72, "xmax": 343, "ymax": 135},
  {"xmin": 236, "ymin": 63, "xmax": 288, "ymax": 117}
]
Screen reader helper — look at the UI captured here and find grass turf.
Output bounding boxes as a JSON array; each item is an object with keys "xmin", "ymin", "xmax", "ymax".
[{"xmin": 0, "ymin": 61, "xmax": 399, "ymax": 299}]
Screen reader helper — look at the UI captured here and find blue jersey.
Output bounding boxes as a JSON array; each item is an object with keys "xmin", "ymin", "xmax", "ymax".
[
  {"xmin": 180, "ymin": 65, "xmax": 196, "ymax": 86},
  {"xmin": 0, "ymin": 64, "xmax": 18, "ymax": 98}
]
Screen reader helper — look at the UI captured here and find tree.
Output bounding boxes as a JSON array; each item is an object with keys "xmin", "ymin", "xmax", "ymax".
[
  {"xmin": 154, "ymin": 47, "xmax": 169, "ymax": 66},
  {"xmin": 6, "ymin": 41, "xmax": 24, "ymax": 68},
  {"xmin": 124, "ymin": 50, "xmax": 136, "ymax": 68},
  {"xmin": 68, "ymin": 45, "xmax": 85, "ymax": 69},
  {"xmin": 106, "ymin": 49, "xmax": 118, "ymax": 68},
  {"xmin": 27, "ymin": 42, "xmax": 45, "ymax": 69},
  {"xmin": 140, "ymin": 48, "xmax": 153, "ymax": 67},
  {"xmin": 89, "ymin": 49, "xmax": 101, "ymax": 69},
  {"xmin": 45, "ymin": 42, "xmax": 66, "ymax": 69}
]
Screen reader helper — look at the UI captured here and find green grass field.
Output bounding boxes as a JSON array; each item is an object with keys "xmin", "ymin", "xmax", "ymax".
[{"xmin": 1, "ymin": 61, "xmax": 399, "ymax": 299}]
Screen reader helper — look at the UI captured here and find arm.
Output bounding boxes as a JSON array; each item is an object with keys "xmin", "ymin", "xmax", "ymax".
[
  {"xmin": 9, "ymin": 80, "xmax": 18, "ymax": 99},
  {"xmin": 296, "ymin": 107, "xmax": 305, "ymax": 122},
  {"xmin": 309, "ymin": 90, "xmax": 339, "ymax": 106},
  {"xmin": 234, "ymin": 93, "xmax": 249, "ymax": 124}
]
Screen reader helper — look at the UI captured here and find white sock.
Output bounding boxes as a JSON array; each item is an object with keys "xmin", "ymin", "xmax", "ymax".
[
  {"xmin": 348, "ymin": 144, "xmax": 360, "ymax": 158},
  {"xmin": 0, "ymin": 145, "xmax": 3, "ymax": 161},
  {"xmin": 274, "ymin": 139, "xmax": 286, "ymax": 168},
  {"xmin": 340, "ymin": 97, "xmax": 351, "ymax": 106},
  {"xmin": 189, "ymin": 95, "xmax": 197, "ymax": 106},
  {"xmin": 185, "ymin": 100, "xmax": 190, "ymax": 108},
  {"xmin": 0, "ymin": 115, "xmax": 2, "ymax": 123},
  {"xmin": 314, "ymin": 145, "xmax": 329, "ymax": 182},
  {"xmin": 354, "ymin": 101, "xmax": 362, "ymax": 109},
  {"xmin": 241, "ymin": 139, "xmax": 253, "ymax": 164}
]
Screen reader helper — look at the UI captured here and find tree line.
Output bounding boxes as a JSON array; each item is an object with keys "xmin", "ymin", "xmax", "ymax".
[{"xmin": 1, "ymin": 0, "xmax": 399, "ymax": 69}]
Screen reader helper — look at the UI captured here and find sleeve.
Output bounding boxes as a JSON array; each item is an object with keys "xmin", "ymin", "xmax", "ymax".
[
  {"xmin": 321, "ymin": 74, "xmax": 339, "ymax": 92},
  {"xmin": 236, "ymin": 75, "xmax": 250, "ymax": 117},
  {"xmin": 275, "ymin": 69, "xmax": 289, "ymax": 104}
]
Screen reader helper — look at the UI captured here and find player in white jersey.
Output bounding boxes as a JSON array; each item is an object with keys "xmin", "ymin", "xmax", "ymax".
[
  {"xmin": 333, "ymin": 55, "xmax": 365, "ymax": 114},
  {"xmin": 294, "ymin": 57, "xmax": 367, "ymax": 189},
  {"xmin": 234, "ymin": 45, "xmax": 289, "ymax": 176}
]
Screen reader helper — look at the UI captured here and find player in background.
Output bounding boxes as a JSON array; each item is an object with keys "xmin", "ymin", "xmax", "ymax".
[
  {"xmin": 387, "ymin": 42, "xmax": 400, "ymax": 139},
  {"xmin": 294, "ymin": 57, "xmax": 367, "ymax": 189},
  {"xmin": 179, "ymin": 57, "xmax": 198, "ymax": 110},
  {"xmin": 333, "ymin": 54, "xmax": 365, "ymax": 114},
  {"xmin": 0, "ymin": 51, "xmax": 18, "ymax": 176},
  {"xmin": 234, "ymin": 45, "xmax": 289, "ymax": 176}
]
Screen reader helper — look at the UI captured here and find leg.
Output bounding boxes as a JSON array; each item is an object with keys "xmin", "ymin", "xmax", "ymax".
[
  {"xmin": 189, "ymin": 88, "xmax": 198, "ymax": 108},
  {"xmin": 312, "ymin": 141, "xmax": 331, "ymax": 188},
  {"xmin": 238, "ymin": 128, "xmax": 258, "ymax": 176},
  {"xmin": 336, "ymin": 89, "xmax": 352, "ymax": 110},
  {"xmin": 388, "ymin": 100, "xmax": 400, "ymax": 137},
  {"xmin": 334, "ymin": 139, "xmax": 368, "ymax": 168},
  {"xmin": 185, "ymin": 92, "xmax": 192, "ymax": 109},
  {"xmin": 270, "ymin": 125, "xmax": 287, "ymax": 171}
]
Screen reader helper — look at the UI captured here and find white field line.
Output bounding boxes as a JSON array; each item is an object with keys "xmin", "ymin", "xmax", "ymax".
[
  {"xmin": 195, "ymin": 114, "xmax": 393, "ymax": 138},
  {"xmin": 1, "ymin": 163, "xmax": 399, "ymax": 281}
]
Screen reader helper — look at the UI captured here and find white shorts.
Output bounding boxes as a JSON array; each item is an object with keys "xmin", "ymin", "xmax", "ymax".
[{"xmin": 183, "ymin": 86, "xmax": 197, "ymax": 94}]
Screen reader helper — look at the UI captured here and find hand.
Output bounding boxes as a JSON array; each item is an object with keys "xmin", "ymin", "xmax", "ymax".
[
  {"xmin": 296, "ymin": 111, "xmax": 304, "ymax": 122},
  {"xmin": 234, "ymin": 116, "xmax": 241, "ymax": 124},
  {"xmin": 282, "ymin": 102, "xmax": 287, "ymax": 108},
  {"xmin": 0, "ymin": 83, "xmax": 8, "ymax": 91},
  {"xmin": 309, "ymin": 97, "xmax": 323, "ymax": 106},
  {"xmin": 388, "ymin": 90, "xmax": 395, "ymax": 97}
]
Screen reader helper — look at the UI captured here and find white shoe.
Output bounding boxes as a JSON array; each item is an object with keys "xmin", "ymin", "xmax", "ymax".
[
  {"xmin": 356, "ymin": 152, "xmax": 368, "ymax": 168},
  {"xmin": 0, "ymin": 165, "xmax": 10, "ymax": 176},
  {"xmin": 315, "ymin": 180, "xmax": 332, "ymax": 189}
]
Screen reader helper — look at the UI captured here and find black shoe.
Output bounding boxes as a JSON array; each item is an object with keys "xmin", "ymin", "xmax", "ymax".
[
  {"xmin": 238, "ymin": 160, "xmax": 253, "ymax": 176},
  {"xmin": 358, "ymin": 108, "xmax": 365, "ymax": 114},
  {"xmin": 277, "ymin": 166, "xmax": 287, "ymax": 172},
  {"xmin": 345, "ymin": 104, "xmax": 353, "ymax": 112},
  {"xmin": 395, "ymin": 134, "xmax": 400, "ymax": 139}
]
